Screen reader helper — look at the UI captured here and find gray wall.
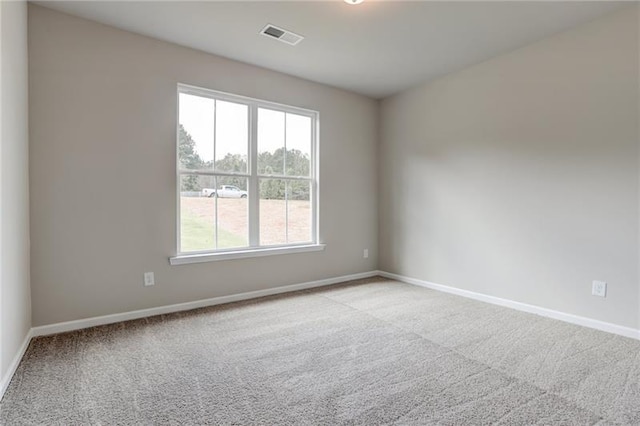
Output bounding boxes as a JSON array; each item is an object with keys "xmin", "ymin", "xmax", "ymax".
[
  {"xmin": 29, "ymin": 5, "xmax": 378, "ymax": 326},
  {"xmin": 27, "ymin": 4, "xmax": 640, "ymax": 331},
  {"xmin": 1, "ymin": 0, "xmax": 31, "ymax": 379},
  {"xmin": 379, "ymin": 6, "xmax": 640, "ymax": 328}
]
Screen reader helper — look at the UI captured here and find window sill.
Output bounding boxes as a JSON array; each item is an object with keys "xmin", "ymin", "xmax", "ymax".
[{"xmin": 169, "ymin": 244, "xmax": 326, "ymax": 265}]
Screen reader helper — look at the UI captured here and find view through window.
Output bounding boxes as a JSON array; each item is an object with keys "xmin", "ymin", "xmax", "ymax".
[{"xmin": 178, "ymin": 85, "xmax": 317, "ymax": 254}]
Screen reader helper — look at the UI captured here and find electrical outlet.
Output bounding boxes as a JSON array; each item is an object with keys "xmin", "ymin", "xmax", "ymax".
[
  {"xmin": 592, "ymin": 280, "xmax": 606, "ymax": 297},
  {"xmin": 144, "ymin": 272, "xmax": 155, "ymax": 287},
  {"xmin": 363, "ymin": 249, "xmax": 369, "ymax": 259}
]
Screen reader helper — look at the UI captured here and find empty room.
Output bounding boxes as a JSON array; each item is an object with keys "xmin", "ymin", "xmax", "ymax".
[{"xmin": 1, "ymin": 0, "xmax": 640, "ymax": 424}]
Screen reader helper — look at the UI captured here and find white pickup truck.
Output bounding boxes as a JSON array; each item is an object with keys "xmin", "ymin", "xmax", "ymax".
[{"xmin": 202, "ymin": 185, "xmax": 248, "ymax": 198}]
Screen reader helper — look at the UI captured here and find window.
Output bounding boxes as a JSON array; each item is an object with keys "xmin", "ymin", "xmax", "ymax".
[{"xmin": 173, "ymin": 84, "xmax": 320, "ymax": 263}]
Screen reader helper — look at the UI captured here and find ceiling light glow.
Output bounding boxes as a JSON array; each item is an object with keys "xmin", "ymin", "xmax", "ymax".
[{"xmin": 344, "ymin": 0, "xmax": 364, "ymax": 5}]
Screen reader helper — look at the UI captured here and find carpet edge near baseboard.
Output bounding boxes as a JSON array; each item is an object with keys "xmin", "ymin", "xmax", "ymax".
[
  {"xmin": 0, "ymin": 329, "xmax": 32, "ymax": 402},
  {"xmin": 379, "ymin": 270, "xmax": 640, "ymax": 341},
  {"xmin": 30, "ymin": 271, "xmax": 381, "ymax": 338},
  {"xmin": 4, "ymin": 269, "xmax": 639, "ymax": 402},
  {"xmin": 1, "ymin": 270, "xmax": 381, "ymax": 401}
]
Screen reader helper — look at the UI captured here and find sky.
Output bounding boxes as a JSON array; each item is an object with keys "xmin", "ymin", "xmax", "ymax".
[{"xmin": 179, "ymin": 93, "xmax": 311, "ymax": 166}]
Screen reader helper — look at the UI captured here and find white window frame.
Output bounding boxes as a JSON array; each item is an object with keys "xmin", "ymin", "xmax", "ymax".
[{"xmin": 170, "ymin": 83, "xmax": 323, "ymax": 265}]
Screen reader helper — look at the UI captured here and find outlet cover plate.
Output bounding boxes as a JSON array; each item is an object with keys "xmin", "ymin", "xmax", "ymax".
[
  {"xmin": 592, "ymin": 280, "xmax": 606, "ymax": 297},
  {"xmin": 144, "ymin": 272, "xmax": 155, "ymax": 287}
]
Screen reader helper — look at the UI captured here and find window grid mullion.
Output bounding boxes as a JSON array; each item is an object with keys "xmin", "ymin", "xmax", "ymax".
[
  {"xmin": 179, "ymin": 170, "xmax": 250, "ymax": 178},
  {"xmin": 214, "ymin": 176, "xmax": 219, "ymax": 249},
  {"xmin": 248, "ymin": 104, "xmax": 260, "ymax": 247},
  {"xmin": 283, "ymin": 113, "xmax": 288, "ymax": 244},
  {"xmin": 213, "ymin": 100, "xmax": 217, "ymax": 173},
  {"xmin": 285, "ymin": 180, "xmax": 289, "ymax": 244},
  {"xmin": 311, "ymin": 114, "xmax": 318, "ymax": 245},
  {"xmin": 213, "ymin": 102, "xmax": 218, "ymax": 249},
  {"xmin": 256, "ymin": 176, "xmax": 312, "ymax": 181}
]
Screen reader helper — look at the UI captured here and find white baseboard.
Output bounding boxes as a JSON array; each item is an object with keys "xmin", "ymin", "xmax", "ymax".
[
  {"xmin": 31, "ymin": 270, "xmax": 378, "ymax": 338},
  {"xmin": 9, "ymin": 268, "xmax": 637, "ymax": 402},
  {"xmin": 0, "ymin": 329, "xmax": 32, "ymax": 401},
  {"xmin": 377, "ymin": 270, "xmax": 640, "ymax": 340},
  {"xmin": 1, "ymin": 270, "xmax": 375, "ymax": 401}
]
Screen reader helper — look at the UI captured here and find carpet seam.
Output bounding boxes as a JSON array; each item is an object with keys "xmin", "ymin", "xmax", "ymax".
[
  {"xmin": 318, "ymin": 287, "xmax": 606, "ymax": 424},
  {"xmin": 2, "ymin": 278, "xmax": 629, "ymax": 424}
]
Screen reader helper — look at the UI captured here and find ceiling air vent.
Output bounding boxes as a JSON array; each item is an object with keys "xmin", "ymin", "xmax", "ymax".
[{"xmin": 260, "ymin": 24, "xmax": 304, "ymax": 46}]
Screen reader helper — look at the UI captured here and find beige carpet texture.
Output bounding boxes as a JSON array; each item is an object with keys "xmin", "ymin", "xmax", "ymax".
[{"xmin": 1, "ymin": 277, "xmax": 640, "ymax": 425}]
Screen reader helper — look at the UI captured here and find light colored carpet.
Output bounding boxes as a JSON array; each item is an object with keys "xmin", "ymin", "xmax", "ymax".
[{"xmin": 1, "ymin": 276, "xmax": 640, "ymax": 425}]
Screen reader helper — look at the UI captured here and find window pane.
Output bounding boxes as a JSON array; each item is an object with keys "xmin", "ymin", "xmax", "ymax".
[
  {"xmin": 260, "ymin": 179, "xmax": 286, "ymax": 246},
  {"xmin": 178, "ymin": 93, "xmax": 214, "ymax": 170},
  {"xmin": 285, "ymin": 113, "xmax": 311, "ymax": 177},
  {"xmin": 215, "ymin": 100, "xmax": 248, "ymax": 174},
  {"xmin": 258, "ymin": 108, "xmax": 285, "ymax": 175},
  {"xmin": 178, "ymin": 86, "xmax": 317, "ymax": 254},
  {"xmin": 216, "ymin": 177, "xmax": 249, "ymax": 249},
  {"xmin": 287, "ymin": 181, "xmax": 312, "ymax": 244},
  {"xmin": 180, "ymin": 175, "xmax": 215, "ymax": 252}
]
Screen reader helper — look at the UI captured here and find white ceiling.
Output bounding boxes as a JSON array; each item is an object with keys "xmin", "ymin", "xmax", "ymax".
[{"xmin": 37, "ymin": 1, "xmax": 624, "ymax": 99}]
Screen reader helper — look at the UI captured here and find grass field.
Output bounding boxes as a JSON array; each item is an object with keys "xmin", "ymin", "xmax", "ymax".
[
  {"xmin": 180, "ymin": 210, "xmax": 246, "ymax": 252},
  {"xmin": 180, "ymin": 197, "xmax": 311, "ymax": 252}
]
